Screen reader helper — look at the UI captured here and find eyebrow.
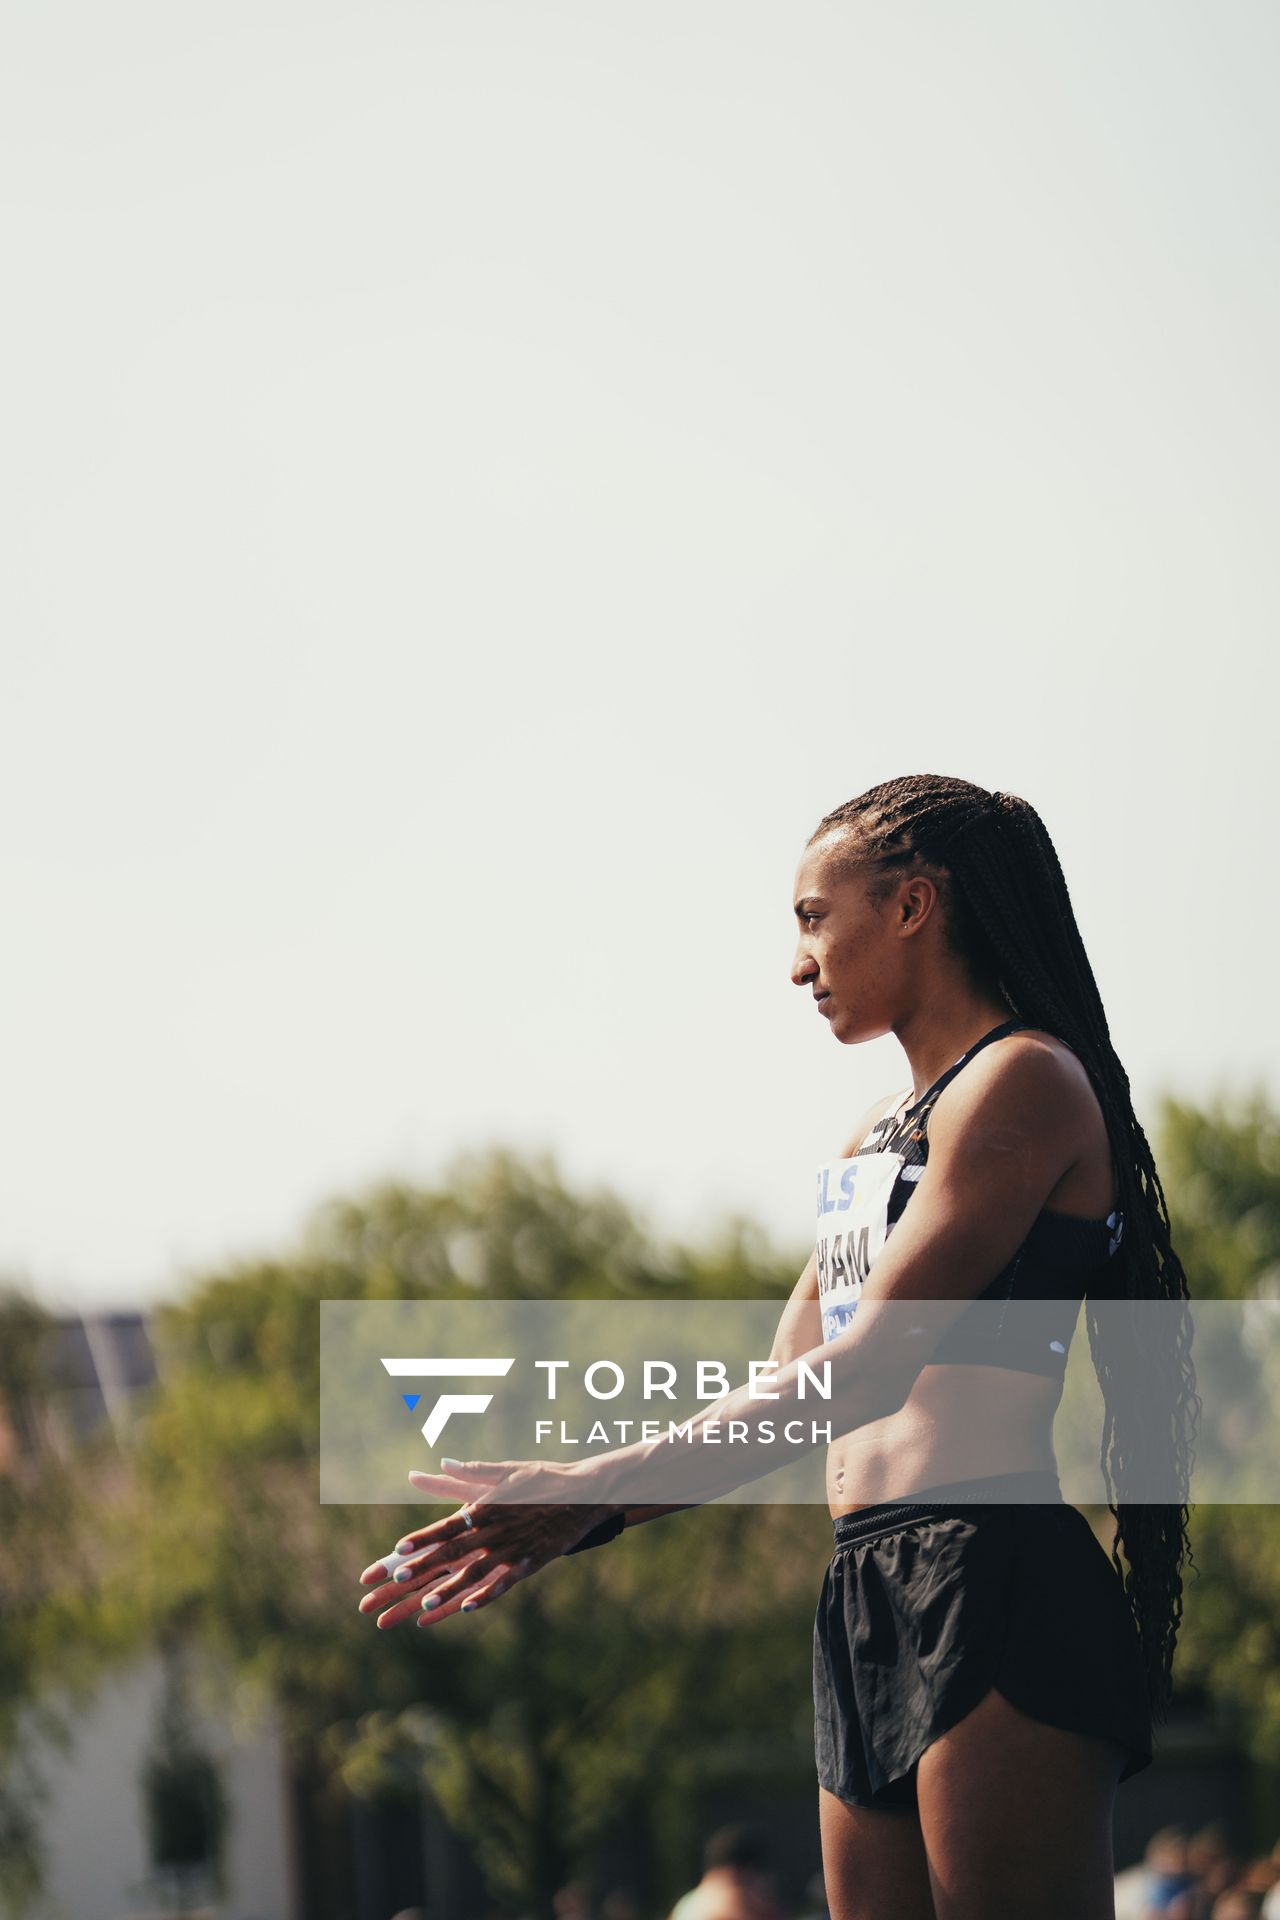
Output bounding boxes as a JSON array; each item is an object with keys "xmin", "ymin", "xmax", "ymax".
[{"xmin": 794, "ymin": 896, "xmax": 827, "ymax": 918}]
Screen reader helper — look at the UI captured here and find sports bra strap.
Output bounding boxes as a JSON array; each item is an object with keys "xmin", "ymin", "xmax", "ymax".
[
  {"xmin": 901, "ymin": 1018, "xmax": 1028, "ymax": 1120},
  {"xmin": 852, "ymin": 1087, "xmax": 914, "ymax": 1152}
]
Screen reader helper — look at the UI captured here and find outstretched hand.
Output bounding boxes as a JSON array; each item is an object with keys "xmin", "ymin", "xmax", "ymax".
[{"xmin": 356, "ymin": 1458, "xmax": 617, "ymax": 1630}]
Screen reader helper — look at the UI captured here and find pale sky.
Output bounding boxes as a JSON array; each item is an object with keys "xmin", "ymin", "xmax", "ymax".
[{"xmin": 2, "ymin": 2, "xmax": 1276, "ymax": 1309}]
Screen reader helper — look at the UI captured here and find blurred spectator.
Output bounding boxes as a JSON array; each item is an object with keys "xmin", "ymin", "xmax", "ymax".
[
  {"xmin": 667, "ymin": 1825, "xmax": 786, "ymax": 1920},
  {"xmin": 554, "ymin": 1885, "xmax": 592, "ymax": 1920},
  {"xmin": 1190, "ymin": 1826, "xmax": 1243, "ymax": 1916},
  {"xmin": 1117, "ymin": 1828, "xmax": 1192, "ymax": 1919},
  {"xmin": 1190, "ymin": 1826, "xmax": 1235, "ymax": 1883},
  {"xmin": 1145, "ymin": 1828, "xmax": 1196, "ymax": 1915},
  {"xmin": 1262, "ymin": 1848, "xmax": 1280, "ymax": 1920},
  {"xmin": 1115, "ymin": 1852, "xmax": 1149, "ymax": 1919},
  {"xmin": 1210, "ymin": 1893, "xmax": 1264, "ymax": 1920},
  {"xmin": 1113, "ymin": 1820, "xmax": 1280, "ymax": 1920},
  {"xmin": 1158, "ymin": 1896, "xmax": 1196, "ymax": 1920}
]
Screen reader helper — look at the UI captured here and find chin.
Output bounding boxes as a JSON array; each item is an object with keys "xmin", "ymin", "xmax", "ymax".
[{"xmin": 831, "ymin": 1010, "xmax": 882, "ymax": 1047}]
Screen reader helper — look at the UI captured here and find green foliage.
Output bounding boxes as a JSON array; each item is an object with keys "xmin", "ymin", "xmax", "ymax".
[
  {"xmin": 12, "ymin": 1106, "xmax": 1280, "ymax": 1910},
  {"xmin": 0, "ymin": 1287, "xmax": 77, "ymax": 1918},
  {"xmin": 73, "ymin": 1147, "xmax": 817, "ymax": 1915},
  {"xmin": 1172, "ymin": 1504, "xmax": 1280, "ymax": 1763},
  {"xmin": 1158, "ymin": 1090, "xmax": 1280, "ymax": 1302},
  {"xmin": 0, "ymin": 1781, "xmax": 42, "ymax": 1920},
  {"xmin": 1154, "ymin": 1091, "xmax": 1280, "ymax": 1764}
]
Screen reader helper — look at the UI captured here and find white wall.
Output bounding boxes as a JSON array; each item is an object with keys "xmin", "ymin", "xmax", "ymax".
[{"xmin": 33, "ymin": 1654, "xmax": 292, "ymax": 1920}]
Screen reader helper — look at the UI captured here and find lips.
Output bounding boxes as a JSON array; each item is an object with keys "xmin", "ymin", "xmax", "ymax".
[{"xmin": 815, "ymin": 992, "xmax": 831, "ymax": 1013}]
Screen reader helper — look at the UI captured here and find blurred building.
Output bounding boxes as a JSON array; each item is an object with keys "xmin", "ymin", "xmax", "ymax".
[
  {"xmin": 3, "ymin": 1311, "xmax": 292, "ymax": 1920},
  {"xmin": 2, "ymin": 1309, "xmax": 482, "ymax": 1920}
]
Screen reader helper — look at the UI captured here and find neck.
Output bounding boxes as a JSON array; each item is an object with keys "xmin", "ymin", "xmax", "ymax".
[{"xmin": 894, "ymin": 992, "xmax": 1017, "ymax": 1106}]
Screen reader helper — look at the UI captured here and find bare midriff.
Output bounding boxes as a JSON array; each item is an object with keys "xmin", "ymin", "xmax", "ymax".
[{"xmin": 826, "ymin": 1362, "xmax": 1063, "ymax": 1516}]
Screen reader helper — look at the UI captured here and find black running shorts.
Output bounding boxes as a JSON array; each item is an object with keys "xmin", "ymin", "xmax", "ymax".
[{"xmin": 813, "ymin": 1470, "xmax": 1154, "ymax": 1810}]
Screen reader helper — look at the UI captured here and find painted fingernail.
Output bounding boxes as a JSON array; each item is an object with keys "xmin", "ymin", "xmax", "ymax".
[
  {"xmin": 421, "ymin": 1594, "xmax": 442, "ymax": 1611},
  {"xmin": 395, "ymin": 1539, "xmax": 415, "ymax": 1554},
  {"xmin": 460, "ymin": 1599, "xmax": 478, "ymax": 1612},
  {"xmin": 440, "ymin": 1457, "xmax": 462, "ymax": 1470},
  {"xmin": 394, "ymin": 1566, "xmax": 415, "ymax": 1583}
]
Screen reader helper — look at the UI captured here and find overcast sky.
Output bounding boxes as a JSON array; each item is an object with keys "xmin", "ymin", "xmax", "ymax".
[{"xmin": 3, "ymin": 2, "xmax": 1276, "ymax": 1309}]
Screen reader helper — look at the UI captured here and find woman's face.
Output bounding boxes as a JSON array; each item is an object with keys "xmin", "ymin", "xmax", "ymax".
[{"xmin": 790, "ymin": 830, "xmax": 911, "ymax": 1045}]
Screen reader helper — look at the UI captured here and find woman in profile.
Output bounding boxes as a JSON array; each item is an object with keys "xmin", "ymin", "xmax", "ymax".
[{"xmin": 360, "ymin": 774, "xmax": 1197, "ymax": 1920}]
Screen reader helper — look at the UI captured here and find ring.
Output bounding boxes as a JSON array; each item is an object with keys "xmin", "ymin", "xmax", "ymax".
[{"xmin": 460, "ymin": 1507, "xmax": 476, "ymax": 1531}]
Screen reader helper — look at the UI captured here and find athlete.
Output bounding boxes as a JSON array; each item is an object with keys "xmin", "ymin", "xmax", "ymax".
[{"xmin": 358, "ymin": 774, "xmax": 1197, "ymax": 1920}]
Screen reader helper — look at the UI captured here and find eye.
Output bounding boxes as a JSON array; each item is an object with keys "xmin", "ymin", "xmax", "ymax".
[{"xmin": 802, "ymin": 913, "xmax": 821, "ymax": 929}]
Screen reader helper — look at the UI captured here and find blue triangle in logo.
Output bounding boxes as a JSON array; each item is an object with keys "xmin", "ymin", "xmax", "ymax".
[{"xmin": 401, "ymin": 1393, "xmax": 421, "ymax": 1411}]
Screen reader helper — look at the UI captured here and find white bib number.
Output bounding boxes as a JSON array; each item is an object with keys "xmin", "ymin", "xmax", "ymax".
[{"xmin": 814, "ymin": 1152, "xmax": 905, "ymax": 1343}]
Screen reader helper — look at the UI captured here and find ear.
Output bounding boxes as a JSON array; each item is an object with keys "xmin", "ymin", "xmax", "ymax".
[{"xmin": 898, "ymin": 873, "xmax": 939, "ymax": 935}]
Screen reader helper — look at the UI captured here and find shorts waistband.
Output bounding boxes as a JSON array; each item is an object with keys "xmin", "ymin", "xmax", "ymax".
[{"xmin": 831, "ymin": 1470, "xmax": 1064, "ymax": 1549}]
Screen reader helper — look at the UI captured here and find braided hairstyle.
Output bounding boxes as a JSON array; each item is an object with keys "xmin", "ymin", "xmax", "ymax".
[{"xmin": 808, "ymin": 772, "xmax": 1198, "ymax": 1724}]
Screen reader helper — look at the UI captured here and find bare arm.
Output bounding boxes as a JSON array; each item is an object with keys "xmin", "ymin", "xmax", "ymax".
[
  {"xmin": 565, "ymin": 1041, "xmax": 1092, "ymax": 1510},
  {"xmin": 361, "ymin": 1045, "xmax": 1087, "ymax": 1622},
  {"xmin": 575, "ymin": 1092, "xmax": 906, "ymax": 1533}
]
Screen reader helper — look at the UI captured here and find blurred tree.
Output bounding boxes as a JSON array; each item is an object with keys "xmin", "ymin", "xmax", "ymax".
[
  {"xmin": 21, "ymin": 1096, "xmax": 1280, "ymax": 1914},
  {"xmin": 1154, "ymin": 1093, "xmax": 1280, "ymax": 1768},
  {"xmin": 76, "ymin": 1147, "xmax": 822, "ymax": 1918},
  {"xmin": 1157, "ymin": 1092, "xmax": 1280, "ymax": 1303},
  {"xmin": 0, "ymin": 1289, "xmax": 75, "ymax": 1918}
]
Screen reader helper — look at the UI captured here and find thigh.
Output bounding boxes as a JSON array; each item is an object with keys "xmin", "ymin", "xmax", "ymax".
[
  {"xmin": 819, "ymin": 1785, "xmax": 937, "ymax": 1920},
  {"xmin": 915, "ymin": 1685, "xmax": 1124, "ymax": 1920}
]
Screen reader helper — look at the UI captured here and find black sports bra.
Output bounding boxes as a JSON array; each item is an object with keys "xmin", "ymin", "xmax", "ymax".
[{"xmin": 812, "ymin": 1019, "xmax": 1125, "ymax": 1379}]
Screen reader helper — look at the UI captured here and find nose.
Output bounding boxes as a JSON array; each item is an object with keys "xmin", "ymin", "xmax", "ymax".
[{"xmin": 791, "ymin": 944, "xmax": 818, "ymax": 989}]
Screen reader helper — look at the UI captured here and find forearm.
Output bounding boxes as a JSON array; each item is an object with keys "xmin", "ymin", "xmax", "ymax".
[
  {"xmin": 568, "ymin": 1305, "xmax": 929, "ymax": 1510},
  {"xmin": 620, "ymin": 1503, "xmax": 695, "ymax": 1529}
]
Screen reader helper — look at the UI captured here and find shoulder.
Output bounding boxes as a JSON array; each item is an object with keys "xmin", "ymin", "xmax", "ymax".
[{"xmin": 928, "ymin": 1026, "xmax": 1101, "ymax": 1160}]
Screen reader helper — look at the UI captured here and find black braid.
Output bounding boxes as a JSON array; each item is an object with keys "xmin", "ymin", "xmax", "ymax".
[{"xmin": 809, "ymin": 773, "xmax": 1199, "ymax": 1725}]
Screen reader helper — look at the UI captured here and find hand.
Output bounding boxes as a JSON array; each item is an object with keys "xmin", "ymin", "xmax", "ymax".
[{"xmin": 356, "ymin": 1458, "xmax": 618, "ymax": 1630}]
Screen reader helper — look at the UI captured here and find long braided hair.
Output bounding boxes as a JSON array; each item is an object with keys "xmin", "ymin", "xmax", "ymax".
[{"xmin": 809, "ymin": 773, "xmax": 1198, "ymax": 1724}]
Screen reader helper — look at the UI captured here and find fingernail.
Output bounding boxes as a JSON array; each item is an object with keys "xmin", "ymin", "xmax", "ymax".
[
  {"xmin": 421, "ymin": 1594, "xmax": 442, "ymax": 1611},
  {"xmin": 440, "ymin": 1457, "xmax": 462, "ymax": 1470},
  {"xmin": 394, "ymin": 1566, "xmax": 414, "ymax": 1583},
  {"xmin": 395, "ymin": 1539, "xmax": 415, "ymax": 1554},
  {"xmin": 460, "ymin": 1599, "xmax": 478, "ymax": 1612}
]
